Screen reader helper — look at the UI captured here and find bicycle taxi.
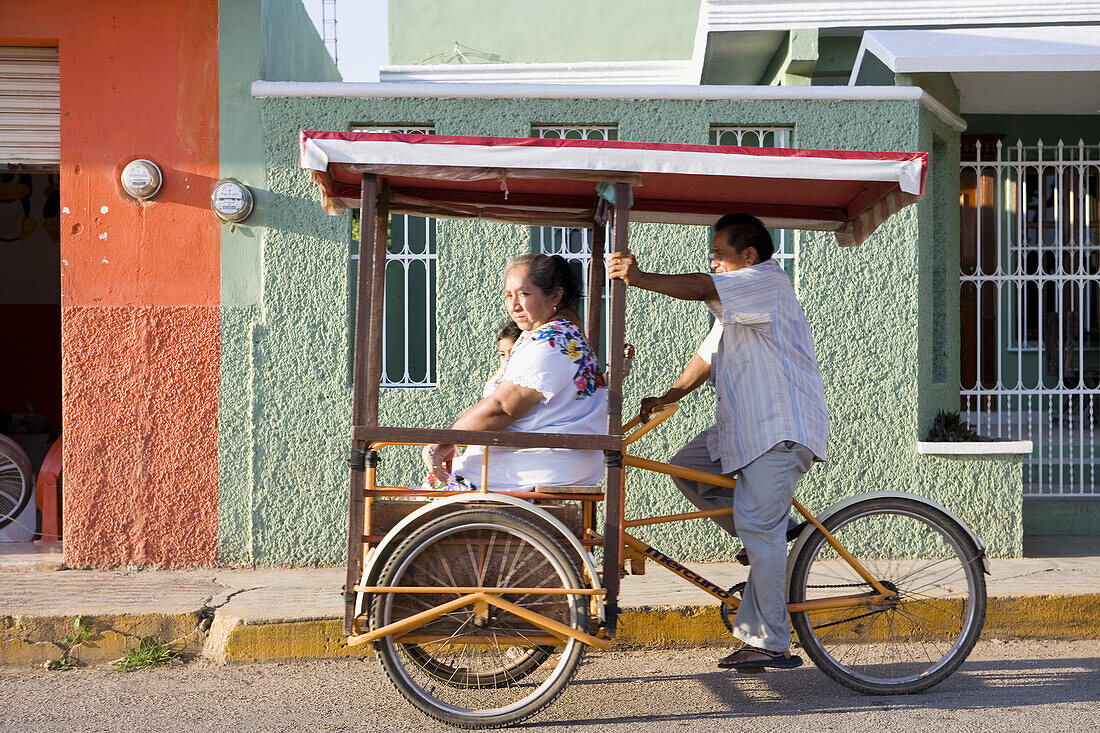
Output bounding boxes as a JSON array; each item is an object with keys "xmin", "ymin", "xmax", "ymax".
[{"xmin": 299, "ymin": 131, "xmax": 988, "ymax": 728}]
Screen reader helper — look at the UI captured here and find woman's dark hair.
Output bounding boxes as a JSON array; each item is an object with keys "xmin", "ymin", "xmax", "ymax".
[
  {"xmin": 714, "ymin": 213, "xmax": 774, "ymax": 261},
  {"xmin": 496, "ymin": 320, "xmax": 522, "ymax": 342},
  {"xmin": 505, "ymin": 253, "xmax": 582, "ymax": 313}
]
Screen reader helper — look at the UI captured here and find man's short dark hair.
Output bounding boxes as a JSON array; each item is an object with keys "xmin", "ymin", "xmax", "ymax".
[{"xmin": 714, "ymin": 213, "xmax": 774, "ymax": 261}]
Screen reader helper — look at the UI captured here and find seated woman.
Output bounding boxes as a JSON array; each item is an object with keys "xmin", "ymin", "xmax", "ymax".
[{"xmin": 427, "ymin": 253, "xmax": 608, "ymax": 491}]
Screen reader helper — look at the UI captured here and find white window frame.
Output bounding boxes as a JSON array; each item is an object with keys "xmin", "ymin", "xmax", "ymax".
[
  {"xmin": 530, "ymin": 125, "xmax": 618, "ymax": 363},
  {"xmin": 351, "ymin": 125, "xmax": 437, "ymax": 386},
  {"xmin": 959, "ymin": 138, "xmax": 1100, "ymax": 497}
]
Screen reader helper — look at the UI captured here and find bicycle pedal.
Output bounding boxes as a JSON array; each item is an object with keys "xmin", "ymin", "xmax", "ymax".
[{"xmin": 787, "ymin": 521, "xmax": 808, "ymax": 542}]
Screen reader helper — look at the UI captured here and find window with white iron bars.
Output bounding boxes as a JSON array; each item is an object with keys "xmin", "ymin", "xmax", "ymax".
[
  {"xmin": 350, "ymin": 125, "xmax": 437, "ymax": 386},
  {"xmin": 960, "ymin": 137, "xmax": 1100, "ymax": 497},
  {"xmin": 710, "ymin": 126, "xmax": 795, "ymax": 277},
  {"xmin": 529, "ymin": 125, "xmax": 618, "ymax": 365}
]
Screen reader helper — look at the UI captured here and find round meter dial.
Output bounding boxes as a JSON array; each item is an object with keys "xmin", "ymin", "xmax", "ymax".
[
  {"xmin": 121, "ymin": 159, "xmax": 162, "ymax": 200},
  {"xmin": 211, "ymin": 179, "xmax": 254, "ymax": 223}
]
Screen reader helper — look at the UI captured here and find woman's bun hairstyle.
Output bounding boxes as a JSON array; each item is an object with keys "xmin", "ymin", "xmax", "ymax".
[{"xmin": 506, "ymin": 253, "xmax": 582, "ymax": 313}]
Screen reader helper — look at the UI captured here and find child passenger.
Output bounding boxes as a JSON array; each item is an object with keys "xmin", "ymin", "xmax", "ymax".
[{"xmin": 422, "ymin": 320, "xmax": 523, "ymax": 489}]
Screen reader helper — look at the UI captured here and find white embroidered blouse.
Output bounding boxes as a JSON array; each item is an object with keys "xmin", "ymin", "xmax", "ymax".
[{"xmin": 450, "ymin": 318, "xmax": 608, "ymax": 490}]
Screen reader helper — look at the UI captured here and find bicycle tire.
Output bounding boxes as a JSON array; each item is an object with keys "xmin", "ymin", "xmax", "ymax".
[
  {"xmin": 370, "ymin": 507, "xmax": 589, "ymax": 728},
  {"xmin": 789, "ymin": 496, "xmax": 986, "ymax": 695}
]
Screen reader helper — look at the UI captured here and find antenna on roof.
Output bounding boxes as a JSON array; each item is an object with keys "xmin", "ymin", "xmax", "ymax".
[
  {"xmin": 417, "ymin": 42, "xmax": 505, "ymax": 65},
  {"xmin": 322, "ymin": 0, "xmax": 339, "ymax": 67}
]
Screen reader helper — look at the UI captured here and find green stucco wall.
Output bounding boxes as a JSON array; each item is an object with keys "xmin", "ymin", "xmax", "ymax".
[
  {"xmin": 898, "ymin": 73, "xmax": 960, "ymax": 115},
  {"xmin": 217, "ymin": 0, "xmax": 340, "ymax": 563},
  {"xmin": 387, "ymin": 0, "xmax": 701, "ymax": 64},
  {"xmin": 219, "ymin": 94, "xmax": 1023, "ymax": 565},
  {"xmin": 219, "ymin": 0, "xmax": 341, "ymax": 309},
  {"xmin": 916, "ymin": 108, "xmax": 963, "ymax": 436},
  {"xmin": 260, "ymin": 0, "xmax": 342, "ymax": 85}
]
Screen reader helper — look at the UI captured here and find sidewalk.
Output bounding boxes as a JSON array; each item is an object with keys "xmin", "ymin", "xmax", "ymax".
[{"xmin": 2, "ymin": 538, "xmax": 1099, "ymax": 666}]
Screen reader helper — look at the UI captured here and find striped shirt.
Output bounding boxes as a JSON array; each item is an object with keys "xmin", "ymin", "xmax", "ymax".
[{"xmin": 695, "ymin": 259, "xmax": 830, "ymax": 473}]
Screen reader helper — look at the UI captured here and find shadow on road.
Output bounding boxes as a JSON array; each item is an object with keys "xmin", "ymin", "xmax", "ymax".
[{"xmin": 530, "ymin": 655, "xmax": 1100, "ymax": 727}]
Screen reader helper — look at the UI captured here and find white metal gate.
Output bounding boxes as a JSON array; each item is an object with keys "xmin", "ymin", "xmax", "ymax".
[{"xmin": 960, "ymin": 138, "xmax": 1100, "ymax": 496}]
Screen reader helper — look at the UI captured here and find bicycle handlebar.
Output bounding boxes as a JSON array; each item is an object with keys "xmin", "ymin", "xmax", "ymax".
[{"xmin": 621, "ymin": 403, "xmax": 679, "ymax": 447}]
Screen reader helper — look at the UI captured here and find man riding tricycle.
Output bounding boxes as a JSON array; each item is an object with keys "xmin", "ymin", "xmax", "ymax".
[{"xmin": 299, "ymin": 131, "xmax": 987, "ymax": 728}]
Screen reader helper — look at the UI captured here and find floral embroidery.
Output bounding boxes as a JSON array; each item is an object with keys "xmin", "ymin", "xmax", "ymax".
[
  {"xmin": 517, "ymin": 319, "xmax": 605, "ymax": 400},
  {"xmin": 486, "ymin": 366, "xmax": 507, "ymax": 395}
]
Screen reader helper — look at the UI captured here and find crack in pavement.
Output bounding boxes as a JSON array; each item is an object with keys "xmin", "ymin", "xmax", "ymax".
[
  {"xmin": 991, "ymin": 567, "xmax": 1059, "ymax": 581},
  {"xmin": 205, "ymin": 586, "xmax": 267, "ymax": 612}
]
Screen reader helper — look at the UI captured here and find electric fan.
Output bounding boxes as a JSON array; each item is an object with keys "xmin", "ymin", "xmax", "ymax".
[{"xmin": 0, "ymin": 434, "xmax": 35, "ymax": 541}]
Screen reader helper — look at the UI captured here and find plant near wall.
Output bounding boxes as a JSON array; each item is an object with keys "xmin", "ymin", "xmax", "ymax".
[
  {"xmin": 42, "ymin": 615, "xmax": 89, "ymax": 670},
  {"xmin": 925, "ymin": 411, "xmax": 988, "ymax": 442},
  {"xmin": 113, "ymin": 636, "xmax": 179, "ymax": 672}
]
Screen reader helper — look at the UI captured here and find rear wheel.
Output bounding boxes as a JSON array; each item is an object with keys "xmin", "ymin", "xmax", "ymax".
[
  {"xmin": 789, "ymin": 497, "xmax": 986, "ymax": 694},
  {"xmin": 370, "ymin": 507, "xmax": 589, "ymax": 728}
]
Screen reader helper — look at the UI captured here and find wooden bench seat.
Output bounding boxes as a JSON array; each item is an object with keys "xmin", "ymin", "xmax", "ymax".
[{"xmin": 532, "ymin": 485, "xmax": 603, "ymax": 496}]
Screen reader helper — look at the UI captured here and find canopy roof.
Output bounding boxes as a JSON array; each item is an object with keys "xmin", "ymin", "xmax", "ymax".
[{"xmin": 300, "ymin": 131, "xmax": 927, "ymax": 246}]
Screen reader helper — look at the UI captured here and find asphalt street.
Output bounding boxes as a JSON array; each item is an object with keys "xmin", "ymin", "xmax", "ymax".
[{"xmin": 1, "ymin": 640, "xmax": 1097, "ymax": 732}]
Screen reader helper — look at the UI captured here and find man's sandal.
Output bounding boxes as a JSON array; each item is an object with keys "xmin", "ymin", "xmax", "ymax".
[{"xmin": 718, "ymin": 645, "xmax": 803, "ymax": 672}]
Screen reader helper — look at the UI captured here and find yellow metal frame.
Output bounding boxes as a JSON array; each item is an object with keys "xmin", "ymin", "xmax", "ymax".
[
  {"xmin": 355, "ymin": 585, "xmax": 605, "ymax": 596},
  {"xmin": 353, "ymin": 409, "xmax": 898, "ymax": 649},
  {"xmin": 624, "ymin": 453, "xmax": 894, "ymax": 599},
  {"xmin": 348, "ymin": 591, "xmax": 611, "ymax": 650}
]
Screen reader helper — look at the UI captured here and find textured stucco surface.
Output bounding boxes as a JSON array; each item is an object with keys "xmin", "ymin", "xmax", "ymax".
[
  {"xmin": 62, "ymin": 307, "xmax": 219, "ymax": 566},
  {"xmin": 216, "ymin": 0, "xmax": 341, "ymax": 563},
  {"xmin": 219, "ymin": 0, "xmax": 342, "ymax": 309},
  {"xmin": 222, "ymin": 94, "xmax": 1024, "ymax": 565}
]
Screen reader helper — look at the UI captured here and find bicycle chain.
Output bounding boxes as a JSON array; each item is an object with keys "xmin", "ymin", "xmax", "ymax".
[{"xmin": 805, "ymin": 582, "xmax": 872, "ymax": 589}]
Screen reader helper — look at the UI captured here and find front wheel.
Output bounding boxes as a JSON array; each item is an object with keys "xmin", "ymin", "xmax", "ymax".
[
  {"xmin": 789, "ymin": 496, "xmax": 986, "ymax": 695},
  {"xmin": 370, "ymin": 507, "xmax": 590, "ymax": 728}
]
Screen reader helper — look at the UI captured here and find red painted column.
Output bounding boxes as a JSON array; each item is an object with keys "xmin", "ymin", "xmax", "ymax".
[{"xmin": 1, "ymin": 0, "xmax": 221, "ymax": 565}]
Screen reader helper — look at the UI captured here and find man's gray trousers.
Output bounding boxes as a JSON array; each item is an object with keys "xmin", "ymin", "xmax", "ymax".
[{"xmin": 669, "ymin": 427, "xmax": 814, "ymax": 652}]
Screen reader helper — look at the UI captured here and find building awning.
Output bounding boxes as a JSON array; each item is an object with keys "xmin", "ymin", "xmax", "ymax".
[
  {"xmin": 851, "ymin": 26, "xmax": 1100, "ymax": 114},
  {"xmin": 299, "ymin": 131, "xmax": 927, "ymax": 247}
]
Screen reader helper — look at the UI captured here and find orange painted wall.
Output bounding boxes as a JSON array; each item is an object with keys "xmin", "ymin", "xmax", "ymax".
[{"xmin": 1, "ymin": 1, "xmax": 221, "ymax": 565}]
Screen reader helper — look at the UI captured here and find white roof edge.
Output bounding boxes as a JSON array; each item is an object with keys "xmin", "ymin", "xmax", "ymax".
[
  {"xmin": 380, "ymin": 59, "xmax": 699, "ymax": 85},
  {"xmin": 855, "ymin": 27, "xmax": 1100, "ymax": 74},
  {"xmin": 380, "ymin": 60, "xmax": 696, "ymax": 73},
  {"xmin": 252, "ymin": 81, "xmax": 966, "ymax": 131},
  {"xmin": 853, "ymin": 33, "xmax": 898, "ymax": 77},
  {"xmin": 700, "ymin": 0, "xmax": 1100, "ymax": 32}
]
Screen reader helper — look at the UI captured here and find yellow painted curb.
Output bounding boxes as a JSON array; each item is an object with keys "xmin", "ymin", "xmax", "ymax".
[
  {"xmin": 617, "ymin": 606, "xmax": 728, "ymax": 648},
  {"xmin": 201, "ymin": 595, "xmax": 1100, "ymax": 662},
  {"xmin": 9, "ymin": 595, "xmax": 1100, "ymax": 666},
  {"xmin": 0, "ymin": 613, "xmax": 205, "ymax": 667},
  {"xmin": 614, "ymin": 595, "xmax": 1100, "ymax": 649},
  {"xmin": 985, "ymin": 594, "xmax": 1100, "ymax": 639},
  {"xmin": 204, "ymin": 616, "xmax": 372, "ymax": 663}
]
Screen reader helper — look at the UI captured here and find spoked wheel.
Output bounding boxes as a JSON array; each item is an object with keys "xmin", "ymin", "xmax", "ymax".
[
  {"xmin": 789, "ymin": 497, "xmax": 986, "ymax": 695},
  {"xmin": 370, "ymin": 507, "xmax": 590, "ymax": 728}
]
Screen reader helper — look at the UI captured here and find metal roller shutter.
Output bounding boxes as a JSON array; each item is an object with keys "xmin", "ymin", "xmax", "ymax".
[{"xmin": 0, "ymin": 47, "xmax": 60, "ymax": 169}]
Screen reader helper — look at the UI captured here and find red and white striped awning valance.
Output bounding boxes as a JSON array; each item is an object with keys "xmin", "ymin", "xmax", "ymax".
[{"xmin": 300, "ymin": 131, "xmax": 927, "ymax": 246}]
